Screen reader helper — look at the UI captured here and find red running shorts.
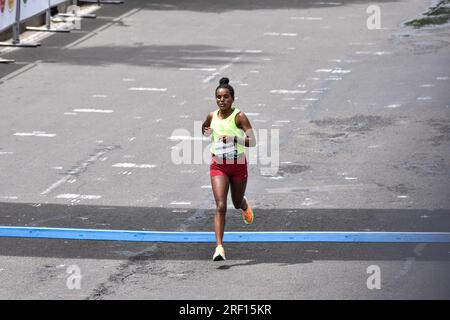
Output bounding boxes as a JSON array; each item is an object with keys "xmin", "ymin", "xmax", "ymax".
[{"xmin": 210, "ymin": 154, "xmax": 248, "ymax": 181}]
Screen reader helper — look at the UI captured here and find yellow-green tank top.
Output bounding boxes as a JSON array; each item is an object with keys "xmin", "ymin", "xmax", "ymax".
[{"xmin": 210, "ymin": 107, "xmax": 246, "ymax": 156}]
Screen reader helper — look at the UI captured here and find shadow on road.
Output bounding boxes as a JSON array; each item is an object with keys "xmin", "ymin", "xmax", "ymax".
[
  {"xmin": 54, "ymin": 44, "xmax": 263, "ymax": 68},
  {"xmin": 134, "ymin": 0, "xmax": 400, "ymax": 12}
]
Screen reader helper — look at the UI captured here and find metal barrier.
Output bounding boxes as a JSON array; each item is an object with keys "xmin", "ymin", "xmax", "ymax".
[{"xmin": 0, "ymin": 0, "xmax": 123, "ymax": 51}]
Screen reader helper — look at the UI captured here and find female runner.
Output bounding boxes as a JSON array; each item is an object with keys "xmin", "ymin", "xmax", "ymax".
[{"xmin": 202, "ymin": 77, "xmax": 256, "ymax": 261}]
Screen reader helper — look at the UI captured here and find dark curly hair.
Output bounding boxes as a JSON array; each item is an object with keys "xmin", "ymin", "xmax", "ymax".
[{"xmin": 215, "ymin": 77, "xmax": 235, "ymax": 99}]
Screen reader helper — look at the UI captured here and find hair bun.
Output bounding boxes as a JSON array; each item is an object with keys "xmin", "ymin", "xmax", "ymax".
[{"xmin": 219, "ymin": 77, "xmax": 230, "ymax": 85}]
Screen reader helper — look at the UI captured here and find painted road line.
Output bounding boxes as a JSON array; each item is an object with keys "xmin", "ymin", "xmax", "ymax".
[
  {"xmin": 56, "ymin": 194, "xmax": 102, "ymax": 200},
  {"xmin": 290, "ymin": 17, "xmax": 323, "ymax": 20},
  {"xmin": 112, "ymin": 163, "xmax": 156, "ymax": 168},
  {"xmin": 203, "ymin": 55, "xmax": 243, "ymax": 83},
  {"xmin": 270, "ymin": 90, "xmax": 307, "ymax": 94},
  {"xmin": 41, "ymin": 145, "xmax": 118, "ymax": 195},
  {"xmin": 0, "ymin": 227, "xmax": 449, "ymax": 243},
  {"xmin": 73, "ymin": 109, "xmax": 114, "ymax": 113},
  {"xmin": 264, "ymin": 32, "xmax": 297, "ymax": 36},
  {"xmin": 14, "ymin": 131, "xmax": 56, "ymax": 137},
  {"xmin": 128, "ymin": 87, "xmax": 168, "ymax": 92},
  {"xmin": 179, "ymin": 67, "xmax": 216, "ymax": 71}
]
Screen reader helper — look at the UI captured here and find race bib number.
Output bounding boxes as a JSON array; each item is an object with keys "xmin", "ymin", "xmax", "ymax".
[{"xmin": 215, "ymin": 140, "xmax": 236, "ymax": 159}]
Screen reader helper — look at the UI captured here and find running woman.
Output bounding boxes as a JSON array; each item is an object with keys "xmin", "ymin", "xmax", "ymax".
[{"xmin": 202, "ymin": 77, "xmax": 256, "ymax": 261}]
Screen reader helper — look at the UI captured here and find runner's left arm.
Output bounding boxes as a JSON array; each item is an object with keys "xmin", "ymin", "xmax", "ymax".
[{"xmin": 235, "ymin": 112, "xmax": 256, "ymax": 147}]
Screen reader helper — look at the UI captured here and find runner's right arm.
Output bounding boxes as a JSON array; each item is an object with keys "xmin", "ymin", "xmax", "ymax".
[{"xmin": 202, "ymin": 112, "xmax": 214, "ymax": 136}]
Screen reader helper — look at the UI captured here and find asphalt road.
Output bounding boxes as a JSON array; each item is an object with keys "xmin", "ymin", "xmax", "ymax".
[{"xmin": 0, "ymin": 0, "xmax": 449, "ymax": 300}]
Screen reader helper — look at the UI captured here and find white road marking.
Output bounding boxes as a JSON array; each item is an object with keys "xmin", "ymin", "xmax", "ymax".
[
  {"xmin": 374, "ymin": 51, "xmax": 391, "ymax": 55},
  {"xmin": 170, "ymin": 201, "xmax": 191, "ymax": 205},
  {"xmin": 56, "ymin": 194, "xmax": 102, "ymax": 200},
  {"xmin": 179, "ymin": 67, "xmax": 216, "ymax": 71},
  {"xmin": 41, "ymin": 147, "xmax": 115, "ymax": 195},
  {"xmin": 325, "ymin": 76, "xmax": 342, "ymax": 81},
  {"xmin": 417, "ymin": 96, "xmax": 432, "ymax": 100},
  {"xmin": 384, "ymin": 104, "xmax": 401, "ymax": 108},
  {"xmin": 270, "ymin": 90, "xmax": 307, "ymax": 94},
  {"xmin": 0, "ymin": 152, "xmax": 13, "ymax": 155},
  {"xmin": 264, "ymin": 32, "xmax": 297, "ymax": 36},
  {"xmin": 73, "ymin": 109, "xmax": 114, "ymax": 113},
  {"xmin": 301, "ymin": 198, "xmax": 319, "ymax": 206},
  {"xmin": 112, "ymin": 163, "xmax": 156, "ymax": 168},
  {"xmin": 263, "ymin": 176, "xmax": 284, "ymax": 180},
  {"xmin": 315, "ymin": 69, "xmax": 333, "ymax": 73},
  {"xmin": 290, "ymin": 16, "xmax": 323, "ymax": 20},
  {"xmin": 316, "ymin": 68, "xmax": 351, "ymax": 74},
  {"xmin": 203, "ymin": 55, "xmax": 243, "ymax": 83},
  {"xmin": 317, "ymin": 2, "xmax": 342, "ymax": 5},
  {"xmin": 0, "ymin": 196, "xmax": 18, "ymax": 200},
  {"xmin": 14, "ymin": 131, "xmax": 56, "ymax": 137},
  {"xmin": 128, "ymin": 87, "xmax": 167, "ymax": 92},
  {"xmin": 332, "ymin": 68, "xmax": 351, "ymax": 74},
  {"xmin": 436, "ymin": 76, "xmax": 449, "ymax": 80},
  {"xmin": 267, "ymin": 184, "xmax": 369, "ymax": 193}
]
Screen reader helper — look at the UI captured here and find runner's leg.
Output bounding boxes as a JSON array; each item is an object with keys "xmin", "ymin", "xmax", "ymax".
[
  {"xmin": 230, "ymin": 177, "xmax": 248, "ymax": 210},
  {"xmin": 211, "ymin": 175, "xmax": 230, "ymax": 246}
]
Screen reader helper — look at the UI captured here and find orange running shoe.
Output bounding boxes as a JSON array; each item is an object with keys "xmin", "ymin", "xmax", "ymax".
[
  {"xmin": 242, "ymin": 196, "xmax": 254, "ymax": 225},
  {"xmin": 213, "ymin": 245, "xmax": 226, "ymax": 261}
]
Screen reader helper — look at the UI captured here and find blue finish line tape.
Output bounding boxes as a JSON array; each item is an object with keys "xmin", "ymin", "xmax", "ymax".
[{"xmin": 1, "ymin": 226, "xmax": 450, "ymax": 243}]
